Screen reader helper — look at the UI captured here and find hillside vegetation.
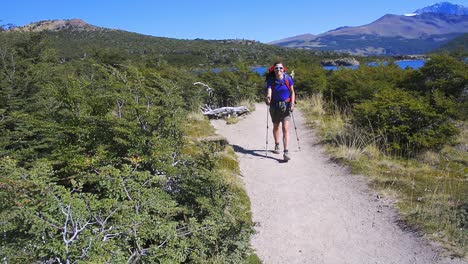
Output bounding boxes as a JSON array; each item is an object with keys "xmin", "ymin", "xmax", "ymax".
[
  {"xmin": 39, "ymin": 29, "xmax": 330, "ymax": 68},
  {"xmin": 0, "ymin": 26, "xmax": 467, "ymax": 262},
  {"xmin": 433, "ymin": 33, "xmax": 468, "ymax": 56}
]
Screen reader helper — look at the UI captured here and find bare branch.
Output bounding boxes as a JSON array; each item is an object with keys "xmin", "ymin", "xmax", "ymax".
[
  {"xmin": 55, "ymin": 198, "xmax": 95, "ymax": 264},
  {"xmin": 102, "ymin": 232, "xmax": 123, "ymax": 241},
  {"xmin": 79, "ymin": 238, "xmax": 93, "ymax": 260},
  {"xmin": 177, "ymin": 225, "xmax": 212, "ymax": 237},
  {"xmin": 117, "ymin": 99, "xmax": 124, "ymax": 118},
  {"xmin": 122, "ymin": 179, "xmax": 133, "ymax": 201},
  {"xmin": 193, "ymin": 82, "xmax": 214, "ymax": 96}
]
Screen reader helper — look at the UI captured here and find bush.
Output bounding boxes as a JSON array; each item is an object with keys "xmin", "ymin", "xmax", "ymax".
[
  {"xmin": 323, "ymin": 64, "xmax": 406, "ymax": 109},
  {"xmin": 198, "ymin": 69, "xmax": 263, "ymax": 108},
  {"xmin": 292, "ymin": 64, "xmax": 327, "ymax": 96},
  {"xmin": 419, "ymin": 54, "xmax": 468, "ymax": 100},
  {"xmin": 353, "ymin": 88, "xmax": 458, "ymax": 155}
]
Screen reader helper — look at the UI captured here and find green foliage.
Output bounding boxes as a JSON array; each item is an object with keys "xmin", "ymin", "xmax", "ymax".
[
  {"xmin": 41, "ymin": 29, "xmax": 324, "ymax": 69},
  {"xmin": 198, "ymin": 68, "xmax": 263, "ymax": 107},
  {"xmin": 323, "ymin": 63, "xmax": 407, "ymax": 107},
  {"xmin": 419, "ymin": 54, "xmax": 468, "ymax": 99},
  {"xmin": 0, "ymin": 31, "xmax": 255, "ymax": 263},
  {"xmin": 353, "ymin": 88, "xmax": 458, "ymax": 155},
  {"xmin": 402, "ymin": 54, "xmax": 468, "ymax": 120},
  {"xmin": 305, "ymin": 55, "xmax": 464, "ymax": 156},
  {"xmin": 291, "ymin": 63, "xmax": 327, "ymax": 96},
  {"xmin": 1, "ymin": 157, "xmax": 186, "ymax": 263}
]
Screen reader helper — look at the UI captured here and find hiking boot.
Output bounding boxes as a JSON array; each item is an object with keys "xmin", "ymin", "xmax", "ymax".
[
  {"xmin": 283, "ymin": 150, "xmax": 291, "ymax": 161},
  {"xmin": 272, "ymin": 144, "xmax": 280, "ymax": 154}
]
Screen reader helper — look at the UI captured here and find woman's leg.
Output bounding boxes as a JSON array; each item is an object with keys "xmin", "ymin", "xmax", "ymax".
[
  {"xmin": 282, "ymin": 120, "xmax": 289, "ymax": 151},
  {"xmin": 282, "ymin": 120, "xmax": 291, "ymax": 160},
  {"xmin": 273, "ymin": 122, "xmax": 280, "ymax": 145}
]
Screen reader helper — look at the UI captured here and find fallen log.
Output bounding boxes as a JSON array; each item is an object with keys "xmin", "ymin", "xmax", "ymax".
[{"xmin": 201, "ymin": 106, "xmax": 249, "ymax": 119}]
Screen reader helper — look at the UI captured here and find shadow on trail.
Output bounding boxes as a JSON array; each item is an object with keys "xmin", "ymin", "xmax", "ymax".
[{"xmin": 232, "ymin": 144, "xmax": 287, "ymax": 163}]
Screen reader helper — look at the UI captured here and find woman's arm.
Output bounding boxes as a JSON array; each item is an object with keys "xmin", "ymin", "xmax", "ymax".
[
  {"xmin": 289, "ymin": 85, "xmax": 295, "ymax": 111},
  {"xmin": 266, "ymin": 87, "xmax": 272, "ymax": 104}
]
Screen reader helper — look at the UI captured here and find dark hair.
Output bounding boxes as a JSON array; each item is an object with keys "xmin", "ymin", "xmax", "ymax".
[{"xmin": 273, "ymin": 61, "xmax": 283, "ymax": 67}]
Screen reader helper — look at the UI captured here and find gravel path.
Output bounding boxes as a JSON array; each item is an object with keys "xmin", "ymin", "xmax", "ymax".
[{"xmin": 211, "ymin": 103, "xmax": 466, "ymax": 264}]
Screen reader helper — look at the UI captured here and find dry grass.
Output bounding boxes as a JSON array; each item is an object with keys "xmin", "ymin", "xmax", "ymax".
[
  {"xmin": 184, "ymin": 112, "xmax": 216, "ymax": 138},
  {"xmin": 239, "ymin": 99, "xmax": 256, "ymax": 113},
  {"xmin": 300, "ymin": 94, "xmax": 468, "ymax": 256},
  {"xmin": 225, "ymin": 116, "xmax": 240, "ymax": 125}
]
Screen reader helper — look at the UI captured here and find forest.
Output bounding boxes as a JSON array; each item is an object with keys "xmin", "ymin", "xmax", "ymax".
[{"xmin": 0, "ymin": 29, "xmax": 467, "ymax": 262}]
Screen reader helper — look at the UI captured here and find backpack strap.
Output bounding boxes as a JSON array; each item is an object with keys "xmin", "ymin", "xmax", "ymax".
[
  {"xmin": 271, "ymin": 73, "xmax": 292, "ymax": 103},
  {"xmin": 272, "ymin": 73, "xmax": 291, "ymax": 90},
  {"xmin": 284, "ymin": 74, "xmax": 291, "ymax": 90}
]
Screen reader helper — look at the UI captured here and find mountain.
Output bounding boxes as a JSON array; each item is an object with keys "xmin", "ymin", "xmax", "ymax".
[
  {"xmin": 268, "ymin": 33, "xmax": 316, "ymax": 45},
  {"xmin": 12, "ymin": 19, "xmax": 102, "ymax": 32},
  {"xmin": 413, "ymin": 2, "xmax": 468, "ymax": 16},
  {"xmin": 269, "ymin": 2, "xmax": 468, "ymax": 55}
]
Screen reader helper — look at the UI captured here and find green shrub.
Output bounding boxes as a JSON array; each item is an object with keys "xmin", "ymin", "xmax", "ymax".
[
  {"xmin": 401, "ymin": 54, "xmax": 468, "ymax": 120},
  {"xmin": 353, "ymin": 88, "xmax": 458, "ymax": 155},
  {"xmin": 198, "ymin": 69, "xmax": 263, "ymax": 108},
  {"xmin": 292, "ymin": 64, "xmax": 327, "ymax": 96},
  {"xmin": 419, "ymin": 54, "xmax": 468, "ymax": 100},
  {"xmin": 323, "ymin": 64, "xmax": 408, "ymax": 109}
]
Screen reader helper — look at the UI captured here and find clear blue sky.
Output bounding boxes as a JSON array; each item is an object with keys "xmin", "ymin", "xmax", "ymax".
[{"xmin": 3, "ymin": 0, "xmax": 468, "ymax": 43}]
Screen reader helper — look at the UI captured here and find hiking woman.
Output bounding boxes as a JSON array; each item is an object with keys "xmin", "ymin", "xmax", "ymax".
[{"xmin": 265, "ymin": 61, "xmax": 296, "ymax": 161}]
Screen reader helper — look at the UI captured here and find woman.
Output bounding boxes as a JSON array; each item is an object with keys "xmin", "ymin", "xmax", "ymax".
[{"xmin": 265, "ymin": 61, "xmax": 296, "ymax": 161}]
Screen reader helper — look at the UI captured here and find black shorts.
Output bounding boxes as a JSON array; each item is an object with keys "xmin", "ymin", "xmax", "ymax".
[{"xmin": 269, "ymin": 102, "xmax": 291, "ymax": 123}]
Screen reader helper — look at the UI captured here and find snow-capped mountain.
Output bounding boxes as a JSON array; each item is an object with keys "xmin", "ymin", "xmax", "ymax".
[
  {"xmin": 269, "ymin": 2, "xmax": 468, "ymax": 55},
  {"xmin": 413, "ymin": 2, "xmax": 468, "ymax": 16}
]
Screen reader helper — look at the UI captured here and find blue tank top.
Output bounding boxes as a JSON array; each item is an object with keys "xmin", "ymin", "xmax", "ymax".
[{"xmin": 267, "ymin": 75, "xmax": 294, "ymax": 102}]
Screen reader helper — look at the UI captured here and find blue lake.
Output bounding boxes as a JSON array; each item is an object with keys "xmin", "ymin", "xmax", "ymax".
[{"xmin": 251, "ymin": 59, "xmax": 426, "ymax": 75}]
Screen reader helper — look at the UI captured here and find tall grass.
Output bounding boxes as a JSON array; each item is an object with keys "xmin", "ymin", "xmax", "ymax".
[
  {"xmin": 184, "ymin": 112, "xmax": 216, "ymax": 138},
  {"xmin": 301, "ymin": 94, "xmax": 468, "ymax": 256}
]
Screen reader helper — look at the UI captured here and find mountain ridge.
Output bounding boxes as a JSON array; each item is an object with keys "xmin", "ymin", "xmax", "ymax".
[
  {"xmin": 11, "ymin": 18, "xmax": 104, "ymax": 32},
  {"xmin": 269, "ymin": 2, "xmax": 468, "ymax": 55},
  {"xmin": 413, "ymin": 1, "xmax": 468, "ymax": 15}
]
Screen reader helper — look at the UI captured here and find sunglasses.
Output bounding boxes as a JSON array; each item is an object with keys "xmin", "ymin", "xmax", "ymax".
[{"xmin": 274, "ymin": 66, "xmax": 284, "ymax": 70}]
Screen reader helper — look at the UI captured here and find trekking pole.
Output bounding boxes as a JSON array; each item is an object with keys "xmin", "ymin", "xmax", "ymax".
[
  {"xmin": 265, "ymin": 105, "xmax": 270, "ymax": 157},
  {"xmin": 291, "ymin": 111, "xmax": 301, "ymax": 151}
]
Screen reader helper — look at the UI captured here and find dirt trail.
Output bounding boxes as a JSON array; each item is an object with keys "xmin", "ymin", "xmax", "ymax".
[{"xmin": 211, "ymin": 103, "xmax": 466, "ymax": 264}]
